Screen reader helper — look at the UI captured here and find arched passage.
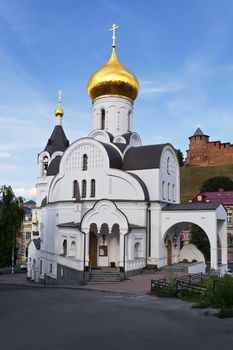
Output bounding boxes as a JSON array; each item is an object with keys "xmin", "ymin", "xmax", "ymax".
[
  {"xmin": 161, "ymin": 203, "xmax": 227, "ymax": 270},
  {"xmin": 163, "ymin": 222, "xmax": 208, "ymax": 267}
]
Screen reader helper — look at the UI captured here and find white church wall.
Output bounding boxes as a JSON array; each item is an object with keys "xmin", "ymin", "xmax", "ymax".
[
  {"xmin": 58, "ymin": 229, "xmax": 83, "ymax": 259},
  {"xmin": 117, "ymin": 202, "xmax": 147, "ymax": 228},
  {"xmin": 148, "ymin": 202, "xmax": 164, "ymax": 267},
  {"xmin": 124, "ymin": 229, "xmax": 146, "ymax": 271},
  {"xmin": 36, "ymin": 176, "xmax": 53, "ymax": 207},
  {"xmin": 159, "ymin": 147, "xmax": 180, "ymax": 203},
  {"xmin": 107, "ymin": 169, "xmax": 146, "ymax": 201},
  {"xmin": 128, "ymin": 169, "xmax": 160, "ymax": 200}
]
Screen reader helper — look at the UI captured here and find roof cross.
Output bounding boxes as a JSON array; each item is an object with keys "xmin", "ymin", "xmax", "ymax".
[
  {"xmin": 58, "ymin": 89, "xmax": 62, "ymax": 104},
  {"xmin": 109, "ymin": 23, "xmax": 119, "ymax": 48}
]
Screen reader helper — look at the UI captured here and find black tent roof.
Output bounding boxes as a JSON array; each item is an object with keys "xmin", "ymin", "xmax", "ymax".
[{"xmin": 44, "ymin": 125, "xmax": 69, "ymax": 155}]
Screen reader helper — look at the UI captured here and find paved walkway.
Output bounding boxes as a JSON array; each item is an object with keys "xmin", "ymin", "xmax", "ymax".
[
  {"xmin": 79, "ymin": 273, "xmax": 166, "ymax": 295},
  {"xmin": 0, "ymin": 270, "xmax": 186, "ymax": 295}
]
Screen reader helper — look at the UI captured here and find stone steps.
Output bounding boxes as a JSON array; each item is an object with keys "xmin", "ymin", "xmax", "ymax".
[{"xmin": 89, "ymin": 268, "xmax": 121, "ymax": 283}]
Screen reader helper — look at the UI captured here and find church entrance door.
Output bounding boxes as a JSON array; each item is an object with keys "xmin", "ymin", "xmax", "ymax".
[
  {"xmin": 167, "ymin": 240, "xmax": 172, "ymax": 265},
  {"xmin": 89, "ymin": 232, "xmax": 97, "ymax": 268}
]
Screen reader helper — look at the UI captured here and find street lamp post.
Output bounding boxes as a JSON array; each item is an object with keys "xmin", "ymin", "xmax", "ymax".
[{"xmin": 11, "ymin": 228, "xmax": 14, "ymax": 274}]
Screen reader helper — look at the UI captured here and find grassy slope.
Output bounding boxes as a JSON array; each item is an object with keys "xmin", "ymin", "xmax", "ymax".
[{"xmin": 180, "ymin": 165, "xmax": 233, "ymax": 203}]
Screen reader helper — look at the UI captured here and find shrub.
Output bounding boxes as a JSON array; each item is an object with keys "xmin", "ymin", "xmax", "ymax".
[{"xmin": 210, "ymin": 276, "xmax": 233, "ymax": 309}]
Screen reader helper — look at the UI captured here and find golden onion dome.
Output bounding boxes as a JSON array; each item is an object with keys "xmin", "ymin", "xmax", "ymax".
[
  {"xmin": 87, "ymin": 47, "xmax": 139, "ymax": 101},
  {"xmin": 32, "ymin": 211, "xmax": 39, "ymax": 225},
  {"xmin": 54, "ymin": 103, "xmax": 64, "ymax": 117}
]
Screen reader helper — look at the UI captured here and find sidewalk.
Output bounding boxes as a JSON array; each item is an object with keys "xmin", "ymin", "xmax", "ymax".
[
  {"xmin": 0, "ymin": 270, "xmax": 186, "ymax": 295},
  {"xmin": 0, "ymin": 273, "xmax": 44, "ymax": 288}
]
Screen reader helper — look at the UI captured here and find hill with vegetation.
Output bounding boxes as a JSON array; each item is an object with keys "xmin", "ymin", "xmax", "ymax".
[{"xmin": 180, "ymin": 164, "xmax": 233, "ymax": 203}]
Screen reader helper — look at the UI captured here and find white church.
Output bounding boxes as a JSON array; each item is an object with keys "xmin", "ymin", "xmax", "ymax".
[{"xmin": 28, "ymin": 25, "xmax": 228, "ymax": 285}]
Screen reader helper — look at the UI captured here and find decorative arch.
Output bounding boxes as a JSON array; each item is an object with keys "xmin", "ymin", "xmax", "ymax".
[
  {"xmin": 38, "ymin": 151, "xmax": 50, "ymax": 177},
  {"xmin": 81, "ymin": 199, "xmax": 129, "ymax": 235}
]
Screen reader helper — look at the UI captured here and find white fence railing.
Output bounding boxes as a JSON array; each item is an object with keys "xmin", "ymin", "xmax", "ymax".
[{"xmin": 125, "ymin": 258, "xmax": 146, "ymax": 271}]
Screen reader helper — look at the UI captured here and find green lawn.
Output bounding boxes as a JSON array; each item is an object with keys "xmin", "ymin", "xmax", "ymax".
[{"xmin": 180, "ymin": 164, "xmax": 233, "ymax": 202}]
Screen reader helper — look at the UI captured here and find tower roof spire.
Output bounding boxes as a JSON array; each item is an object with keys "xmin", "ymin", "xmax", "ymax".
[{"xmin": 55, "ymin": 89, "xmax": 64, "ymax": 117}]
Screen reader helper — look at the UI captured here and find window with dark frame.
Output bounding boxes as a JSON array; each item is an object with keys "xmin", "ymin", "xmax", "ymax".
[
  {"xmin": 82, "ymin": 154, "xmax": 88, "ymax": 171},
  {"xmin": 63, "ymin": 239, "xmax": 67, "ymax": 256},
  {"xmin": 82, "ymin": 180, "xmax": 87, "ymax": 198},
  {"xmin": 73, "ymin": 180, "xmax": 80, "ymax": 200},
  {"xmin": 101, "ymin": 109, "xmax": 105, "ymax": 129},
  {"xmin": 90, "ymin": 179, "xmax": 96, "ymax": 197}
]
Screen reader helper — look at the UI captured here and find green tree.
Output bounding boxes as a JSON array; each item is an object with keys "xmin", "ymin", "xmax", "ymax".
[
  {"xmin": 176, "ymin": 149, "xmax": 184, "ymax": 167},
  {"xmin": 201, "ymin": 176, "xmax": 233, "ymax": 192},
  {"xmin": 190, "ymin": 224, "xmax": 210, "ymax": 261},
  {"xmin": 0, "ymin": 186, "xmax": 24, "ymax": 267}
]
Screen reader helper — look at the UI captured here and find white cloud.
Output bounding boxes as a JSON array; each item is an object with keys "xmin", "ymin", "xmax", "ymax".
[
  {"xmin": 140, "ymin": 80, "xmax": 185, "ymax": 96},
  {"xmin": 0, "ymin": 152, "xmax": 10, "ymax": 158},
  {"xmin": 13, "ymin": 187, "xmax": 36, "ymax": 200}
]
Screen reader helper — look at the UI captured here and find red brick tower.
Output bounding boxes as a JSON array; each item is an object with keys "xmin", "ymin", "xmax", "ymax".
[{"xmin": 186, "ymin": 128, "xmax": 209, "ymax": 165}]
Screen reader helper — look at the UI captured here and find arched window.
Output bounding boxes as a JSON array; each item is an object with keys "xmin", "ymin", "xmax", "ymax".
[
  {"xmin": 128, "ymin": 111, "xmax": 131, "ymax": 131},
  {"xmin": 40, "ymin": 260, "xmax": 42, "ymax": 274},
  {"xmin": 167, "ymin": 157, "xmax": 171, "ymax": 174},
  {"xmin": 168, "ymin": 183, "xmax": 170, "ymax": 201},
  {"xmin": 227, "ymin": 212, "xmax": 232, "ymax": 225},
  {"xmin": 43, "ymin": 156, "xmax": 48, "ymax": 175},
  {"xmin": 134, "ymin": 242, "xmax": 143, "ymax": 258},
  {"xmin": 73, "ymin": 180, "xmax": 80, "ymax": 200},
  {"xmin": 82, "ymin": 154, "xmax": 88, "ymax": 171},
  {"xmin": 172, "ymin": 184, "xmax": 175, "ymax": 202},
  {"xmin": 162, "ymin": 181, "xmax": 165, "ymax": 200},
  {"xmin": 70, "ymin": 241, "xmax": 76, "ymax": 257},
  {"xmin": 63, "ymin": 239, "xmax": 67, "ymax": 256},
  {"xmin": 90, "ymin": 179, "xmax": 96, "ymax": 197},
  {"xmin": 82, "ymin": 180, "xmax": 87, "ymax": 198},
  {"xmin": 101, "ymin": 109, "xmax": 105, "ymax": 129}
]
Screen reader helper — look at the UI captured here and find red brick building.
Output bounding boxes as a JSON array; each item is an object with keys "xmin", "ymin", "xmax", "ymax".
[
  {"xmin": 190, "ymin": 189, "xmax": 233, "ymax": 261},
  {"xmin": 185, "ymin": 128, "xmax": 233, "ymax": 166}
]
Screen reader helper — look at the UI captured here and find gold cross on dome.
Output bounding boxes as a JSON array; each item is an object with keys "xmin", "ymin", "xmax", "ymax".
[
  {"xmin": 58, "ymin": 89, "xmax": 62, "ymax": 104},
  {"xmin": 109, "ymin": 23, "xmax": 119, "ymax": 48}
]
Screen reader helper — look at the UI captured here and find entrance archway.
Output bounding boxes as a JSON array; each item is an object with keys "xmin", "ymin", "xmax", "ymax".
[
  {"xmin": 81, "ymin": 200, "xmax": 129, "ymax": 269},
  {"xmin": 167, "ymin": 240, "xmax": 172, "ymax": 265},
  {"xmin": 89, "ymin": 232, "xmax": 97, "ymax": 268}
]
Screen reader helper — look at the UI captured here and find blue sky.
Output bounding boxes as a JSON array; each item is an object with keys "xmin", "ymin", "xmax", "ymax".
[{"xmin": 1, "ymin": 0, "xmax": 233, "ymax": 199}]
